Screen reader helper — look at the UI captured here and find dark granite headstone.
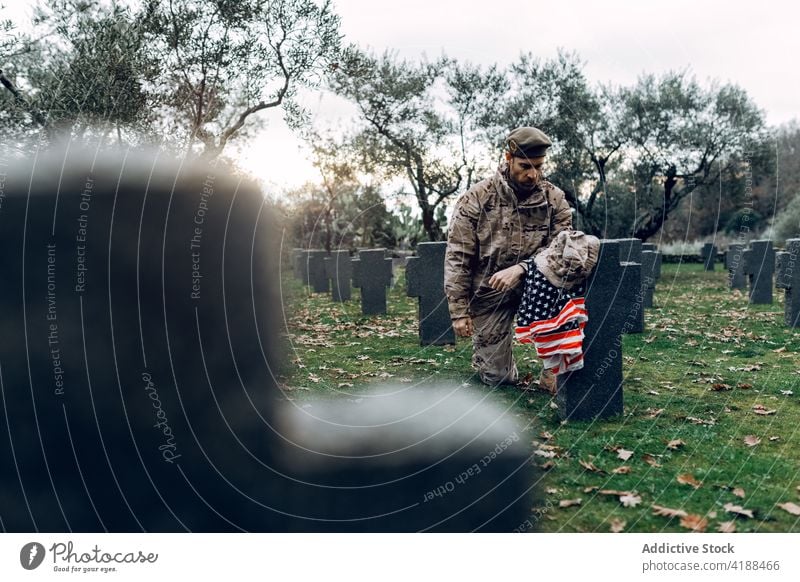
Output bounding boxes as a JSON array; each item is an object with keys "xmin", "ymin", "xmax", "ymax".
[
  {"xmin": 324, "ymin": 250, "xmax": 353, "ymax": 302},
  {"xmin": 406, "ymin": 242, "xmax": 455, "ymax": 345},
  {"xmin": 557, "ymin": 240, "xmax": 628, "ymax": 421},
  {"xmin": 642, "ymin": 243, "xmax": 661, "ymax": 280},
  {"xmin": 744, "ymin": 240, "xmax": 775, "ymax": 304},
  {"xmin": 292, "ymin": 248, "xmax": 304, "ymax": 280},
  {"xmin": 277, "ymin": 385, "xmax": 538, "ymax": 532},
  {"xmin": 776, "ymin": 239, "xmax": 800, "ymax": 327},
  {"xmin": 701, "ymin": 243, "xmax": 717, "ymax": 271},
  {"xmin": 641, "ymin": 250, "xmax": 658, "ymax": 308},
  {"xmin": 0, "ymin": 146, "xmax": 539, "ymax": 533},
  {"xmin": 613, "ymin": 240, "xmax": 643, "ymax": 333},
  {"xmin": 306, "ymin": 250, "xmax": 329, "ymax": 293},
  {"xmin": 354, "ymin": 249, "xmax": 393, "ymax": 315},
  {"xmin": 726, "ymin": 243, "xmax": 747, "ymax": 290}
]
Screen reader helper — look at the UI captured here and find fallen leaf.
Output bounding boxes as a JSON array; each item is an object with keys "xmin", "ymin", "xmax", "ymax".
[
  {"xmin": 540, "ymin": 431, "xmax": 554, "ymax": 440},
  {"xmin": 780, "ymin": 390, "xmax": 793, "ymax": 396},
  {"xmin": 559, "ymin": 498, "xmax": 582, "ymax": 508},
  {"xmin": 733, "ymin": 488, "xmax": 745, "ymax": 498},
  {"xmin": 680, "ymin": 514, "xmax": 708, "ymax": 532},
  {"xmin": 667, "ymin": 439, "xmax": 687, "ymax": 450},
  {"xmin": 540, "ymin": 461, "xmax": 555, "ymax": 470},
  {"xmin": 752, "ymin": 404, "xmax": 777, "ymax": 416},
  {"xmin": 533, "ymin": 450, "xmax": 557, "ymax": 459},
  {"xmin": 620, "ymin": 493, "xmax": 642, "ymax": 508},
  {"xmin": 737, "ymin": 383, "xmax": 753, "ymax": 390},
  {"xmin": 742, "ymin": 363, "xmax": 762, "ymax": 371},
  {"xmin": 337, "ymin": 382, "xmax": 353, "ymax": 388},
  {"xmin": 710, "ymin": 383, "xmax": 732, "ymax": 391},
  {"xmin": 609, "ymin": 518, "xmax": 626, "ymax": 533},
  {"xmin": 647, "ymin": 390, "xmax": 660, "ymax": 395},
  {"xmin": 777, "ymin": 502, "xmax": 800, "ymax": 516},
  {"xmin": 645, "ymin": 408, "xmax": 665, "ymax": 418},
  {"xmin": 642, "ymin": 454, "xmax": 662, "ymax": 468},
  {"xmin": 677, "ymin": 474, "xmax": 702, "ymax": 489},
  {"xmin": 724, "ymin": 503, "xmax": 754, "ymax": 519},
  {"xmin": 686, "ymin": 416, "xmax": 716, "ymax": 426},
  {"xmin": 652, "ymin": 504, "xmax": 688, "ymax": 518},
  {"xmin": 545, "ymin": 487, "xmax": 559, "ymax": 495},
  {"xmin": 743, "ymin": 435, "xmax": 761, "ymax": 447},
  {"xmin": 613, "ymin": 466, "xmax": 632, "ymax": 475},
  {"xmin": 583, "ymin": 486, "xmax": 599, "ymax": 493},
  {"xmin": 579, "ymin": 460, "xmax": 605, "ymax": 473},
  {"xmin": 717, "ymin": 521, "xmax": 736, "ymax": 533},
  {"xmin": 617, "ymin": 448, "xmax": 634, "ymax": 461},
  {"xmin": 769, "ymin": 436, "xmax": 781, "ymax": 442},
  {"xmin": 773, "ymin": 346, "xmax": 787, "ymax": 353},
  {"xmin": 599, "ymin": 489, "xmax": 630, "ymax": 496}
]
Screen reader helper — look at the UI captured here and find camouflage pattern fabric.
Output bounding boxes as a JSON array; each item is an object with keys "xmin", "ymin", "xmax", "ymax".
[{"xmin": 445, "ymin": 163, "xmax": 572, "ymax": 385}]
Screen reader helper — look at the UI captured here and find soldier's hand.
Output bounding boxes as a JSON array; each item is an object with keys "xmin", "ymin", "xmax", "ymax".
[
  {"xmin": 452, "ymin": 317, "xmax": 473, "ymax": 337},
  {"xmin": 488, "ymin": 264, "xmax": 526, "ymax": 292}
]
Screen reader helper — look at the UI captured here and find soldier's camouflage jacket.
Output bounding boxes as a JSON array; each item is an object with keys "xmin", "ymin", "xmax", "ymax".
[{"xmin": 444, "ymin": 164, "xmax": 573, "ymax": 320}]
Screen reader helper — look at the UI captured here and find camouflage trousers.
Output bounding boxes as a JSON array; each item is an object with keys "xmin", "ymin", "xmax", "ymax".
[{"xmin": 471, "ymin": 301, "xmax": 519, "ymax": 386}]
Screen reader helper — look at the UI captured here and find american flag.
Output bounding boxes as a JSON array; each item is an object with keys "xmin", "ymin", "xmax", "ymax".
[{"xmin": 515, "ymin": 269, "xmax": 588, "ymax": 375}]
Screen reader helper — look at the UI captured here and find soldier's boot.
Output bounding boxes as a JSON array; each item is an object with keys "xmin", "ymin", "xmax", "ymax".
[{"xmin": 538, "ymin": 369, "xmax": 557, "ymax": 394}]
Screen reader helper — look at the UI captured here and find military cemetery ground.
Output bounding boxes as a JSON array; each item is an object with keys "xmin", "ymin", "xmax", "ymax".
[{"xmin": 280, "ymin": 261, "xmax": 800, "ymax": 533}]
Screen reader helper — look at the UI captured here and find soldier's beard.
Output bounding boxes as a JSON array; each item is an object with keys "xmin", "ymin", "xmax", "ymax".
[{"xmin": 504, "ymin": 168, "xmax": 539, "ymax": 197}]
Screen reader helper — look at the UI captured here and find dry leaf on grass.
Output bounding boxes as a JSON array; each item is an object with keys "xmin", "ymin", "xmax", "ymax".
[
  {"xmin": 613, "ymin": 466, "xmax": 632, "ymax": 475},
  {"xmin": 780, "ymin": 390, "xmax": 794, "ymax": 396},
  {"xmin": 710, "ymin": 383, "xmax": 732, "ymax": 391},
  {"xmin": 752, "ymin": 404, "xmax": 777, "ymax": 416},
  {"xmin": 737, "ymin": 383, "xmax": 753, "ymax": 390},
  {"xmin": 717, "ymin": 521, "xmax": 736, "ymax": 533},
  {"xmin": 609, "ymin": 518, "xmax": 626, "ymax": 533},
  {"xmin": 733, "ymin": 488, "xmax": 745, "ymax": 498},
  {"xmin": 652, "ymin": 504, "xmax": 688, "ymax": 518},
  {"xmin": 680, "ymin": 514, "xmax": 708, "ymax": 532},
  {"xmin": 686, "ymin": 416, "xmax": 716, "ymax": 426},
  {"xmin": 559, "ymin": 498, "xmax": 582, "ymax": 508},
  {"xmin": 583, "ymin": 486, "xmax": 599, "ymax": 493},
  {"xmin": 620, "ymin": 493, "xmax": 643, "ymax": 508},
  {"xmin": 545, "ymin": 487, "xmax": 559, "ymax": 495},
  {"xmin": 743, "ymin": 435, "xmax": 761, "ymax": 447},
  {"xmin": 540, "ymin": 431, "xmax": 554, "ymax": 440},
  {"xmin": 667, "ymin": 439, "xmax": 687, "ymax": 450},
  {"xmin": 724, "ymin": 503, "xmax": 754, "ymax": 519},
  {"xmin": 677, "ymin": 474, "xmax": 702, "ymax": 489},
  {"xmin": 769, "ymin": 436, "xmax": 781, "ymax": 442},
  {"xmin": 579, "ymin": 460, "xmax": 605, "ymax": 473},
  {"xmin": 642, "ymin": 454, "xmax": 662, "ymax": 468},
  {"xmin": 617, "ymin": 448, "xmax": 634, "ymax": 461},
  {"xmin": 777, "ymin": 502, "xmax": 800, "ymax": 516},
  {"xmin": 540, "ymin": 461, "xmax": 555, "ymax": 470},
  {"xmin": 645, "ymin": 408, "xmax": 665, "ymax": 418}
]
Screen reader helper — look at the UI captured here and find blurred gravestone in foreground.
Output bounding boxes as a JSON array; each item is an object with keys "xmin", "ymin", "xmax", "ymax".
[{"xmin": 0, "ymin": 145, "xmax": 537, "ymax": 532}]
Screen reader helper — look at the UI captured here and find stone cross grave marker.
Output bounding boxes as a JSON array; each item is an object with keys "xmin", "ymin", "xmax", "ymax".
[
  {"xmin": 556, "ymin": 240, "xmax": 629, "ymax": 421},
  {"xmin": 354, "ymin": 249, "xmax": 393, "ymax": 315},
  {"xmin": 776, "ymin": 238, "xmax": 800, "ymax": 327},
  {"xmin": 324, "ymin": 250, "xmax": 352, "ymax": 302},
  {"xmin": 306, "ymin": 250, "xmax": 329, "ymax": 293},
  {"xmin": 743, "ymin": 240, "xmax": 775, "ymax": 304},
  {"xmin": 292, "ymin": 248, "xmax": 304, "ymax": 280},
  {"xmin": 642, "ymin": 243, "xmax": 661, "ymax": 280},
  {"xmin": 641, "ymin": 250, "xmax": 657, "ymax": 308},
  {"xmin": 701, "ymin": 243, "xmax": 717, "ymax": 271},
  {"xmin": 614, "ymin": 238, "xmax": 644, "ymax": 333},
  {"xmin": 726, "ymin": 243, "xmax": 747, "ymax": 290},
  {"xmin": 406, "ymin": 242, "xmax": 455, "ymax": 345},
  {"xmin": 0, "ymin": 145, "xmax": 539, "ymax": 533}
]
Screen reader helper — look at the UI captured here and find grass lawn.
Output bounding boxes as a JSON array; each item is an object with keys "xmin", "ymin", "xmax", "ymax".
[{"xmin": 278, "ymin": 262, "xmax": 800, "ymax": 533}]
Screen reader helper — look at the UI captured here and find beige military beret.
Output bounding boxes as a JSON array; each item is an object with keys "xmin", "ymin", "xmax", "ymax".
[{"xmin": 506, "ymin": 126, "xmax": 552, "ymax": 158}]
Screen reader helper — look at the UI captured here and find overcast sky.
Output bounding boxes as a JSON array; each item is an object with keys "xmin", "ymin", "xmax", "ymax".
[
  {"xmin": 4, "ymin": 0, "xmax": 798, "ymax": 190},
  {"xmin": 240, "ymin": 0, "xmax": 799, "ymax": 191}
]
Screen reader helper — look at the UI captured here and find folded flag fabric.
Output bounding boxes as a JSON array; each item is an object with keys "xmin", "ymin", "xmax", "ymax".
[{"xmin": 515, "ymin": 268, "xmax": 588, "ymax": 375}]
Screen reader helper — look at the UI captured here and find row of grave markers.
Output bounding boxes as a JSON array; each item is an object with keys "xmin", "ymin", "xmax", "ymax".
[{"xmin": 702, "ymin": 239, "xmax": 800, "ymax": 327}]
